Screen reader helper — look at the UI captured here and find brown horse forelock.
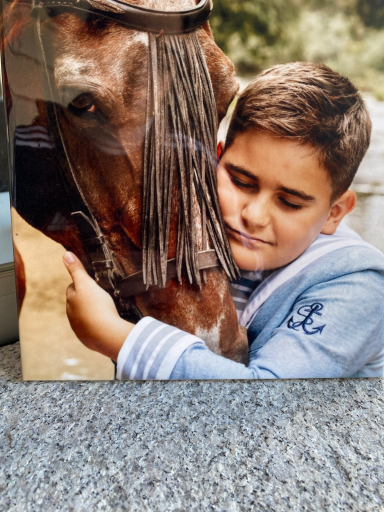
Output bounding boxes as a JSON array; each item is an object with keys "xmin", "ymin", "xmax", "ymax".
[{"xmin": 4, "ymin": 0, "xmax": 248, "ymax": 362}]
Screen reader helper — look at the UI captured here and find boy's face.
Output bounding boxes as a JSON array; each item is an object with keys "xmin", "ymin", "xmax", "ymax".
[{"xmin": 217, "ymin": 130, "xmax": 336, "ymax": 271}]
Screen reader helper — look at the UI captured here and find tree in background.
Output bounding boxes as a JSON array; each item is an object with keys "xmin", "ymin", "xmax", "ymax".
[
  {"xmin": 357, "ymin": 0, "xmax": 384, "ymax": 29},
  {"xmin": 210, "ymin": 0, "xmax": 299, "ymax": 73},
  {"xmin": 210, "ymin": 0, "xmax": 384, "ymax": 99}
]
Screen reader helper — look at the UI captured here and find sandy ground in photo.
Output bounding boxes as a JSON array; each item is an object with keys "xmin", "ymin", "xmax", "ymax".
[{"xmin": 12, "ymin": 208, "xmax": 114, "ymax": 380}]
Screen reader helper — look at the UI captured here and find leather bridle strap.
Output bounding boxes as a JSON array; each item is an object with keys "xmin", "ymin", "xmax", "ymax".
[
  {"xmin": 35, "ymin": 18, "xmax": 119, "ymax": 299},
  {"xmin": 117, "ymin": 249, "xmax": 218, "ymax": 298},
  {"xmin": 31, "ymin": 0, "xmax": 213, "ymax": 35}
]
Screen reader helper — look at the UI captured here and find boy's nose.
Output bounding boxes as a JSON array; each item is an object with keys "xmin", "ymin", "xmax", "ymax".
[{"xmin": 241, "ymin": 195, "xmax": 271, "ymax": 231}]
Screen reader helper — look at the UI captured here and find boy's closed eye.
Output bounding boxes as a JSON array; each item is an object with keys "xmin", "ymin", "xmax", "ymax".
[
  {"xmin": 278, "ymin": 196, "xmax": 303, "ymax": 210},
  {"xmin": 226, "ymin": 164, "xmax": 258, "ymax": 190},
  {"xmin": 227, "ymin": 166, "xmax": 304, "ymax": 211},
  {"xmin": 230, "ymin": 174, "xmax": 256, "ymax": 190}
]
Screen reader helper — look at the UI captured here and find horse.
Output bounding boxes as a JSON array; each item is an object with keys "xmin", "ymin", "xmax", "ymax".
[{"xmin": 2, "ymin": 0, "xmax": 249, "ymax": 364}]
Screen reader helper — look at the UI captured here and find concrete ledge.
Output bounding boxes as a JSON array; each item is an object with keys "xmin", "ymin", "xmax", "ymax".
[{"xmin": 1, "ymin": 342, "xmax": 384, "ymax": 511}]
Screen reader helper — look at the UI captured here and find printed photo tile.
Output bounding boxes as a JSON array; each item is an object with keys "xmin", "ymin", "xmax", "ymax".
[{"xmin": 1, "ymin": 0, "xmax": 384, "ymax": 380}]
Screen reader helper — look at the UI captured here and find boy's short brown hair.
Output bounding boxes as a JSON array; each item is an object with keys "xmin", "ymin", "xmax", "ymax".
[{"xmin": 225, "ymin": 62, "xmax": 372, "ymax": 202}]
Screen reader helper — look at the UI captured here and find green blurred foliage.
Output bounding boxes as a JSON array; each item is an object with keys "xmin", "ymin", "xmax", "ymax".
[
  {"xmin": 210, "ymin": 0, "xmax": 384, "ymax": 99},
  {"xmin": 210, "ymin": 0, "xmax": 300, "ymax": 73},
  {"xmin": 357, "ymin": 0, "xmax": 384, "ymax": 29}
]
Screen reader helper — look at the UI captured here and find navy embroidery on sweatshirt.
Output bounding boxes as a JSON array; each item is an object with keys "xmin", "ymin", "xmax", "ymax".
[{"xmin": 287, "ymin": 303, "xmax": 326, "ymax": 335}]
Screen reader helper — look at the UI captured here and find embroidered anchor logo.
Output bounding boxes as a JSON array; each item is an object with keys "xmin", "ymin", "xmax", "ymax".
[{"xmin": 287, "ymin": 302, "xmax": 326, "ymax": 335}]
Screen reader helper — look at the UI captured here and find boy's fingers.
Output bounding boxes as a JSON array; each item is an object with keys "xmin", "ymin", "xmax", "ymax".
[{"xmin": 63, "ymin": 252, "xmax": 91, "ymax": 288}]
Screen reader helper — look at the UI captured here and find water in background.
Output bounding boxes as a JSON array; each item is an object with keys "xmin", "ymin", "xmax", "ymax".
[
  {"xmin": 219, "ymin": 86, "xmax": 384, "ymax": 254},
  {"xmin": 345, "ymin": 95, "xmax": 384, "ymax": 253}
]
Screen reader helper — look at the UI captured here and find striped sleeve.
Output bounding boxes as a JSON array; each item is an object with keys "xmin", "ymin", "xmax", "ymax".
[
  {"xmin": 229, "ymin": 270, "xmax": 264, "ymax": 321},
  {"xmin": 116, "ymin": 317, "xmax": 205, "ymax": 380},
  {"xmin": 15, "ymin": 126, "xmax": 55, "ymax": 149}
]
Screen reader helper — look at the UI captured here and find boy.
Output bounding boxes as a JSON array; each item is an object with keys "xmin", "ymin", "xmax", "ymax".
[{"xmin": 63, "ymin": 62, "xmax": 384, "ymax": 379}]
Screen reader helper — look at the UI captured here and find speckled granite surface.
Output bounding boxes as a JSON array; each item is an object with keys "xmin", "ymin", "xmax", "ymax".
[{"xmin": 1, "ymin": 342, "xmax": 384, "ymax": 511}]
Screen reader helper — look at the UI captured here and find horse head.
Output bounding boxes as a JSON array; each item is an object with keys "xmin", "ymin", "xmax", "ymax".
[{"xmin": 3, "ymin": 0, "xmax": 249, "ymax": 363}]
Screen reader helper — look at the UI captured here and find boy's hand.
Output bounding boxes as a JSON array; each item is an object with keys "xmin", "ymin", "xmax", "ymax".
[{"xmin": 63, "ymin": 252, "xmax": 133, "ymax": 361}]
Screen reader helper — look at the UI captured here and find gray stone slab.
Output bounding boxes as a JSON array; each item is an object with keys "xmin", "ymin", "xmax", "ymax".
[{"xmin": 1, "ymin": 342, "xmax": 384, "ymax": 511}]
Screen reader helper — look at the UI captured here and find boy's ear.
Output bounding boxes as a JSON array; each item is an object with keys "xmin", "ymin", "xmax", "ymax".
[
  {"xmin": 217, "ymin": 141, "xmax": 225, "ymax": 161},
  {"xmin": 321, "ymin": 190, "xmax": 357, "ymax": 235}
]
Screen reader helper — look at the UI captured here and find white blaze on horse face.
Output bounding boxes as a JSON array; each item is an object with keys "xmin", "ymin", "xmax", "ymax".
[
  {"xmin": 54, "ymin": 56, "xmax": 96, "ymax": 92},
  {"xmin": 129, "ymin": 31, "xmax": 149, "ymax": 47},
  {"xmin": 53, "ymin": 31, "xmax": 148, "ymax": 98},
  {"xmin": 145, "ymin": 0, "xmax": 194, "ymax": 9},
  {"xmin": 53, "ymin": 55, "xmax": 113, "ymax": 105},
  {"xmin": 54, "ymin": 57, "xmax": 89, "ymax": 80}
]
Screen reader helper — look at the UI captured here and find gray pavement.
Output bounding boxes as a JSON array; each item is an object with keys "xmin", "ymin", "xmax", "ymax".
[{"xmin": 1, "ymin": 342, "xmax": 384, "ymax": 511}]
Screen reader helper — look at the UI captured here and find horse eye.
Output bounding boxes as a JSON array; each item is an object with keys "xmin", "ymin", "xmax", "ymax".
[{"xmin": 67, "ymin": 93, "xmax": 97, "ymax": 117}]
